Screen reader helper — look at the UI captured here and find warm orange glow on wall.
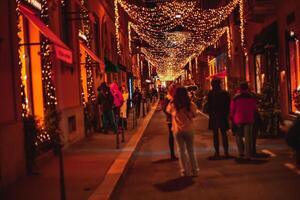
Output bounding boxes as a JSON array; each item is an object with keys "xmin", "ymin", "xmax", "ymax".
[
  {"xmin": 296, "ymin": 40, "xmax": 300, "ymax": 85},
  {"xmin": 80, "ymin": 46, "xmax": 88, "ymax": 103},
  {"xmin": 289, "ymin": 40, "xmax": 300, "ymax": 112},
  {"xmin": 18, "ymin": 15, "xmax": 30, "ymax": 114},
  {"xmin": 28, "ymin": 20, "xmax": 44, "ymax": 119}
]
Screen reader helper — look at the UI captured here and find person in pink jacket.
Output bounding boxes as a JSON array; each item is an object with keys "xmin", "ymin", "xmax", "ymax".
[
  {"xmin": 110, "ymin": 82, "xmax": 124, "ymax": 108},
  {"xmin": 110, "ymin": 82, "xmax": 124, "ymax": 129},
  {"xmin": 230, "ymin": 82, "xmax": 257, "ymax": 159}
]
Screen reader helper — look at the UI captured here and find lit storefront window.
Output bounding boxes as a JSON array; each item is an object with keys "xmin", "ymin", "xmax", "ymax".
[
  {"xmin": 255, "ymin": 54, "xmax": 264, "ymax": 94},
  {"xmin": 208, "ymin": 53, "xmax": 228, "ymax": 90},
  {"xmin": 18, "ymin": 14, "xmax": 44, "ymax": 119},
  {"xmin": 288, "ymin": 35, "xmax": 300, "ymax": 113}
]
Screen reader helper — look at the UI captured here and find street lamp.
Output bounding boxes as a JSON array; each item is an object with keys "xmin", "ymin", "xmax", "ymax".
[{"xmin": 175, "ymin": 14, "xmax": 181, "ymax": 19}]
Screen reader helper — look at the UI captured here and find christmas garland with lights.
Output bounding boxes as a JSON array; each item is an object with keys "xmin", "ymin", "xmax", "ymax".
[
  {"xmin": 79, "ymin": 0, "xmax": 97, "ymax": 133},
  {"xmin": 40, "ymin": 0, "xmax": 61, "ymax": 146},
  {"xmin": 16, "ymin": 0, "xmax": 61, "ymax": 152}
]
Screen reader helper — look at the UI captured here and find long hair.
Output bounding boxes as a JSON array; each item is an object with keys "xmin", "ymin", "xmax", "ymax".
[{"xmin": 174, "ymin": 87, "xmax": 191, "ymax": 111}]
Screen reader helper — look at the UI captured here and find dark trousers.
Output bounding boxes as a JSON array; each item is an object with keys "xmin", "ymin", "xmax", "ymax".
[
  {"xmin": 103, "ymin": 110, "xmax": 117, "ymax": 133},
  {"xmin": 119, "ymin": 118, "xmax": 127, "ymax": 130},
  {"xmin": 167, "ymin": 123, "xmax": 176, "ymax": 158},
  {"xmin": 135, "ymin": 103, "xmax": 141, "ymax": 118},
  {"xmin": 213, "ymin": 128, "xmax": 229, "ymax": 154}
]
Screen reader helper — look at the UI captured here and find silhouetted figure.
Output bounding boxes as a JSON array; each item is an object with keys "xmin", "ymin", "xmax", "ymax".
[
  {"xmin": 98, "ymin": 82, "xmax": 116, "ymax": 133},
  {"xmin": 133, "ymin": 87, "xmax": 142, "ymax": 118},
  {"xmin": 163, "ymin": 84, "xmax": 177, "ymax": 160},
  {"xmin": 207, "ymin": 79, "xmax": 231, "ymax": 157}
]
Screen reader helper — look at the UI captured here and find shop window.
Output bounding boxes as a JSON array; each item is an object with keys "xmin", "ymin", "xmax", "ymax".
[
  {"xmin": 79, "ymin": 47, "xmax": 88, "ymax": 103},
  {"xmin": 255, "ymin": 54, "xmax": 264, "ymax": 94},
  {"xmin": 18, "ymin": 14, "xmax": 44, "ymax": 119},
  {"xmin": 288, "ymin": 36, "xmax": 300, "ymax": 113},
  {"xmin": 208, "ymin": 54, "xmax": 228, "ymax": 90}
]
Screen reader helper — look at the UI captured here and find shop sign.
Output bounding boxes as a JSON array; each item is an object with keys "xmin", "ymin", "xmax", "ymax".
[{"xmin": 54, "ymin": 45, "xmax": 73, "ymax": 64}]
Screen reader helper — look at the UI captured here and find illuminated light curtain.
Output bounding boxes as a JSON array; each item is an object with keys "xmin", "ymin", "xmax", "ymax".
[
  {"xmin": 80, "ymin": 0, "xmax": 96, "ymax": 102},
  {"xmin": 119, "ymin": 0, "xmax": 240, "ymax": 80}
]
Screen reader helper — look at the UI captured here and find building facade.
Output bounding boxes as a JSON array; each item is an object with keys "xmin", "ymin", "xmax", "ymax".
[{"xmin": 0, "ymin": 0, "xmax": 132, "ymax": 187}]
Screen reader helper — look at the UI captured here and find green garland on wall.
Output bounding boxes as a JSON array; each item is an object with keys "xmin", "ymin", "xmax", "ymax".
[
  {"xmin": 80, "ymin": 0, "xmax": 97, "ymax": 134},
  {"xmin": 40, "ymin": 0, "xmax": 61, "ymax": 145}
]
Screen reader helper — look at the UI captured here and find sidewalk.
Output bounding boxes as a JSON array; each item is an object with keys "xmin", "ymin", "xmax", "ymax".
[{"xmin": 1, "ymin": 102, "xmax": 157, "ymax": 200}]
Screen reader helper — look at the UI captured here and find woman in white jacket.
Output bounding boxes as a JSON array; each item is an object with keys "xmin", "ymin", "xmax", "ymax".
[
  {"xmin": 166, "ymin": 86, "xmax": 199, "ymax": 177},
  {"xmin": 120, "ymin": 85, "xmax": 129, "ymax": 130}
]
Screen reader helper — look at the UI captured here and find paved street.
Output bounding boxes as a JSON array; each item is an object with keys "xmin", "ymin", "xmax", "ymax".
[
  {"xmin": 0, "ymin": 107, "xmax": 151, "ymax": 200},
  {"xmin": 112, "ymin": 110, "xmax": 300, "ymax": 200}
]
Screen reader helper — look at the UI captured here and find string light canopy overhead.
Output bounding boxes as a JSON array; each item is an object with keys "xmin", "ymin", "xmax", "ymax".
[{"xmin": 115, "ymin": 0, "xmax": 245, "ymax": 80}]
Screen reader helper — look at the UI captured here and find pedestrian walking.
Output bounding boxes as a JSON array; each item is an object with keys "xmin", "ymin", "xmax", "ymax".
[
  {"xmin": 133, "ymin": 87, "xmax": 142, "ymax": 118},
  {"xmin": 162, "ymin": 84, "xmax": 177, "ymax": 161},
  {"xmin": 166, "ymin": 86, "xmax": 199, "ymax": 177},
  {"xmin": 98, "ymin": 82, "xmax": 117, "ymax": 133},
  {"xmin": 286, "ymin": 116, "xmax": 300, "ymax": 167},
  {"xmin": 120, "ymin": 85, "xmax": 129, "ymax": 130},
  {"xmin": 207, "ymin": 78, "xmax": 231, "ymax": 157},
  {"xmin": 230, "ymin": 82, "xmax": 257, "ymax": 159},
  {"xmin": 110, "ymin": 82, "xmax": 124, "ymax": 131},
  {"xmin": 97, "ymin": 86, "xmax": 104, "ymax": 132}
]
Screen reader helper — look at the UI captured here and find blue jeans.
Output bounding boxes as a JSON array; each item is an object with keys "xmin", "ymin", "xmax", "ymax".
[
  {"xmin": 235, "ymin": 124, "xmax": 254, "ymax": 158},
  {"xmin": 175, "ymin": 131, "xmax": 199, "ymax": 175}
]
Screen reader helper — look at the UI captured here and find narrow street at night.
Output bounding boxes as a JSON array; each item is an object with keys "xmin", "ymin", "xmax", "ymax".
[
  {"xmin": 113, "ymin": 110, "xmax": 300, "ymax": 200},
  {"xmin": 1, "ymin": 0, "xmax": 300, "ymax": 199}
]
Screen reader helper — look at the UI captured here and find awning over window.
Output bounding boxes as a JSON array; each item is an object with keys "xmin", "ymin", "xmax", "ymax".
[
  {"xmin": 79, "ymin": 41, "xmax": 105, "ymax": 72},
  {"xmin": 19, "ymin": 3, "xmax": 73, "ymax": 64},
  {"xmin": 104, "ymin": 57, "xmax": 119, "ymax": 73}
]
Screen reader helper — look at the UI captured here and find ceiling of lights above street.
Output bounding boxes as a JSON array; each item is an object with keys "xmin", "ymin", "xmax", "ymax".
[{"xmin": 116, "ymin": 0, "xmax": 243, "ymax": 80}]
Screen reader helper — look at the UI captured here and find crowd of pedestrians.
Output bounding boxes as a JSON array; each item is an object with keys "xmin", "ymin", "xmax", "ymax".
[
  {"xmin": 97, "ymin": 81, "xmax": 158, "ymax": 134},
  {"xmin": 96, "ymin": 79, "xmax": 300, "ymax": 177},
  {"xmin": 160, "ymin": 78, "xmax": 300, "ymax": 178}
]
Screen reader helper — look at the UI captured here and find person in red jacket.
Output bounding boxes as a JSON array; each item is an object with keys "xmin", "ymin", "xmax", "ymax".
[{"xmin": 230, "ymin": 82, "xmax": 257, "ymax": 159}]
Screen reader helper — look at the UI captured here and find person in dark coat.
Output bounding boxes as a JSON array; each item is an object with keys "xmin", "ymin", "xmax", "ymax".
[
  {"xmin": 207, "ymin": 78, "xmax": 231, "ymax": 157},
  {"xmin": 133, "ymin": 87, "xmax": 142, "ymax": 118},
  {"xmin": 98, "ymin": 82, "xmax": 116, "ymax": 133},
  {"xmin": 162, "ymin": 84, "xmax": 177, "ymax": 160}
]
